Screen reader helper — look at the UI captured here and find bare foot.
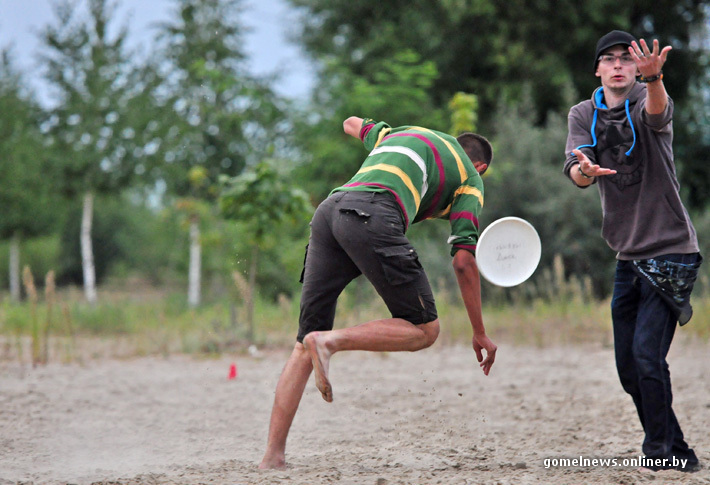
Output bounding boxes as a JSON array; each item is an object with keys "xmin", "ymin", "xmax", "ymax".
[
  {"xmin": 259, "ymin": 454, "xmax": 286, "ymax": 470},
  {"xmin": 303, "ymin": 332, "xmax": 333, "ymax": 402}
]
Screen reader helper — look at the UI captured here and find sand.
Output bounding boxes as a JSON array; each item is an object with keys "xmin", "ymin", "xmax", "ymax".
[{"xmin": 2, "ymin": 339, "xmax": 709, "ymax": 484}]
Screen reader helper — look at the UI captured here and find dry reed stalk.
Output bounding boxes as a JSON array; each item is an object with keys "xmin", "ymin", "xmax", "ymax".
[
  {"xmin": 232, "ymin": 270, "xmax": 254, "ymax": 340},
  {"xmin": 552, "ymin": 253, "xmax": 569, "ymax": 299},
  {"xmin": 61, "ymin": 302, "xmax": 77, "ymax": 363},
  {"xmin": 231, "ymin": 270, "xmax": 251, "ymax": 302},
  {"xmin": 43, "ymin": 271, "xmax": 56, "ymax": 364},
  {"xmin": 22, "ymin": 266, "xmax": 40, "ymax": 366}
]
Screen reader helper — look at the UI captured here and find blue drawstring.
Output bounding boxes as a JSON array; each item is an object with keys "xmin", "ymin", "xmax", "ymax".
[
  {"xmin": 571, "ymin": 109, "xmax": 599, "ymax": 154},
  {"xmin": 571, "ymin": 87, "xmax": 637, "ymax": 157},
  {"xmin": 624, "ymin": 99, "xmax": 636, "ymax": 156}
]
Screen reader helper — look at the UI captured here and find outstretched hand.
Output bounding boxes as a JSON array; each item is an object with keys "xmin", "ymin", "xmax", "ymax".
[
  {"xmin": 473, "ymin": 333, "xmax": 497, "ymax": 376},
  {"xmin": 573, "ymin": 149, "xmax": 617, "ymax": 178},
  {"xmin": 629, "ymin": 39, "xmax": 671, "ymax": 79}
]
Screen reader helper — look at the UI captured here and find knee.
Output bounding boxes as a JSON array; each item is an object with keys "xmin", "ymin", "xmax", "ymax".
[
  {"xmin": 631, "ymin": 345, "xmax": 666, "ymax": 377},
  {"xmin": 417, "ymin": 319, "xmax": 440, "ymax": 350},
  {"xmin": 294, "ymin": 341, "xmax": 311, "ymax": 361},
  {"xmin": 617, "ymin": 369, "xmax": 639, "ymax": 395}
]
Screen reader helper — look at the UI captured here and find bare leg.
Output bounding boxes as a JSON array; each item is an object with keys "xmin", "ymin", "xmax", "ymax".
[
  {"xmin": 259, "ymin": 343, "xmax": 313, "ymax": 470},
  {"xmin": 259, "ymin": 318, "xmax": 438, "ymax": 468},
  {"xmin": 303, "ymin": 318, "xmax": 439, "ymax": 402}
]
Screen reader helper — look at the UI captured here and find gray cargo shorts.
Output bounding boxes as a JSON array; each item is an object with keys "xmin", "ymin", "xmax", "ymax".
[{"xmin": 297, "ymin": 191, "xmax": 437, "ymax": 343}]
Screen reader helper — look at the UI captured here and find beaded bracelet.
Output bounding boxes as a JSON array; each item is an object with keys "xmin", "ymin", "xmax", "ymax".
[
  {"xmin": 577, "ymin": 164, "xmax": 594, "ymax": 179},
  {"xmin": 639, "ymin": 71, "xmax": 663, "ymax": 83}
]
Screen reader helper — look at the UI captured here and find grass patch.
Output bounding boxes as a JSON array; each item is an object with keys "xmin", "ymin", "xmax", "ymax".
[{"xmin": 1, "ymin": 275, "xmax": 708, "ymax": 364}]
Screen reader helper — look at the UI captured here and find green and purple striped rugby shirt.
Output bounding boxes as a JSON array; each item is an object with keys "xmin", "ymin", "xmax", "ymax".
[{"xmin": 332, "ymin": 118, "xmax": 484, "ymax": 256}]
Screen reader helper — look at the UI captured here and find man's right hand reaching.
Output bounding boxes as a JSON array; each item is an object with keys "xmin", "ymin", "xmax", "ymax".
[{"xmin": 572, "ymin": 149, "xmax": 617, "ymax": 186}]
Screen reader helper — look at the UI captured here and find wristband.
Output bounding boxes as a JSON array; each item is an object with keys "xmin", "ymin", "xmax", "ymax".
[
  {"xmin": 639, "ymin": 71, "xmax": 663, "ymax": 83},
  {"xmin": 577, "ymin": 164, "xmax": 593, "ymax": 179}
]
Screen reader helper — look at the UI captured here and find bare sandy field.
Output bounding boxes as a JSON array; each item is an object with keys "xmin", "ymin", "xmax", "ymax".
[{"xmin": 2, "ymin": 338, "xmax": 710, "ymax": 485}]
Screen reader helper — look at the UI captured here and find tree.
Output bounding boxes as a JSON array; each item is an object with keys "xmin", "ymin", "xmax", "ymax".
[
  {"xmin": 39, "ymin": 0, "xmax": 161, "ymax": 303},
  {"xmin": 293, "ymin": 49, "xmax": 446, "ymax": 202},
  {"xmin": 0, "ymin": 50, "xmax": 57, "ymax": 301},
  {"xmin": 154, "ymin": 0, "xmax": 289, "ymax": 306},
  {"xmin": 288, "ymin": 0, "xmax": 710, "ymax": 205},
  {"xmin": 449, "ymin": 92, "xmax": 479, "ymax": 135},
  {"xmin": 220, "ymin": 160, "xmax": 312, "ymax": 340},
  {"xmin": 174, "ymin": 166, "xmax": 213, "ymax": 308},
  {"xmin": 289, "ymin": 0, "xmax": 708, "ymax": 121}
]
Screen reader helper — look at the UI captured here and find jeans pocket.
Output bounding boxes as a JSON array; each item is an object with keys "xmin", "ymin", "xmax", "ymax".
[{"xmin": 373, "ymin": 245, "xmax": 422, "ymax": 286}]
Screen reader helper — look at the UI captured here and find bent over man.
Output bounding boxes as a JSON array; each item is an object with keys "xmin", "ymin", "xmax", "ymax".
[{"xmin": 259, "ymin": 116, "xmax": 498, "ymax": 469}]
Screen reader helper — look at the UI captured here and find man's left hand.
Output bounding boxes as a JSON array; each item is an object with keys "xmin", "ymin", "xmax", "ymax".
[
  {"xmin": 629, "ymin": 39, "xmax": 671, "ymax": 79},
  {"xmin": 473, "ymin": 333, "xmax": 497, "ymax": 376}
]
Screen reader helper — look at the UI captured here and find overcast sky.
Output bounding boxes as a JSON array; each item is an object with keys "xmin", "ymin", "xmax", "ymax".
[{"xmin": 0, "ymin": 0, "xmax": 314, "ymax": 105}]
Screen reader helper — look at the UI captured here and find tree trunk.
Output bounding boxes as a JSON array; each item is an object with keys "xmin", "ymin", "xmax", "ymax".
[
  {"xmin": 188, "ymin": 217, "xmax": 201, "ymax": 308},
  {"xmin": 247, "ymin": 245, "xmax": 258, "ymax": 341},
  {"xmin": 9, "ymin": 231, "xmax": 20, "ymax": 302},
  {"xmin": 81, "ymin": 191, "xmax": 97, "ymax": 304}
]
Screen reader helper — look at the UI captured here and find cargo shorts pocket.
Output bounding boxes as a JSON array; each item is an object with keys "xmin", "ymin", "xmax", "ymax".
[
  {"xmin": 339, "ymin": 207, "xmax": 371, "ymax": 218},
  {"xmin": 299, "ymin": 243, "xmax": 309, "ymax": 283},
  {"xmin": 373, "ymin": 245, "xmax": 423, "ymax": 286}
]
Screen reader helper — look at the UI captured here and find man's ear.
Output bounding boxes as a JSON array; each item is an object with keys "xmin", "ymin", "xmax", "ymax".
[{"xmin": 474, "ymin": 161, "xmax": 488, "ymax": 174}]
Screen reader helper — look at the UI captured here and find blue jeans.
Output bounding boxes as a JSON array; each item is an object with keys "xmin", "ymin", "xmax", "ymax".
[{"xmin": 611, "ymin": 254, "xmax": 699, "ymax": 464}]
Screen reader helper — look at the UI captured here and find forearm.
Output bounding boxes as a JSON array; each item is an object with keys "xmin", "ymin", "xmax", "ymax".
[
  {"xmin": 630, "ymin": 40, "xmax": 670, "ymax": 116},
  {"xmin": 645, "ymin": 79, "xmax": 668, "ymax": 115},
  {"xmin": 453, "ymin": 251, "xmax": 486, "ymax": 336}
]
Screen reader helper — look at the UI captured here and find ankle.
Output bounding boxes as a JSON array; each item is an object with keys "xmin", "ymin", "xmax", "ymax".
[{"xmin": 259, "ymin": 450, "xmax": 286, "ymax": 469}]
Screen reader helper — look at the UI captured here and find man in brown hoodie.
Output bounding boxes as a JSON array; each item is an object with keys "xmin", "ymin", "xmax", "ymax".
[{"xmin": 564, "ymin": 30, "xmax": 701, "ymax": 472}]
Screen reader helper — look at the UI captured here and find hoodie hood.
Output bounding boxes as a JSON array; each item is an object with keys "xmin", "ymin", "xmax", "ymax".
[
  {"xmin": 591, "ymin": 82, "xmax": 645, "ymax": 109},
  {"xmin": 573, "ymin": 83, "xmax": 645, "ymax": 157}
]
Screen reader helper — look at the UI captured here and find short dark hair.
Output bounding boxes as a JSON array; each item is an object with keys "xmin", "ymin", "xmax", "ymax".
[{"xmin": 456, "ymin": 132, "xmax": 493, "ymax": 174}]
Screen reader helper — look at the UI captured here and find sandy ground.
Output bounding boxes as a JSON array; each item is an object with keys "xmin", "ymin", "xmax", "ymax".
[{"xmin": 2, "ymin": 339, "xmax": 710, "ymax": 485}]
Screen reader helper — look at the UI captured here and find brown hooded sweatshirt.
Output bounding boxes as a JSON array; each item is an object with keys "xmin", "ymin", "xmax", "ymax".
[{"xmin": 564, "ymin": 82, "xmax": 698, "ymax": 260}]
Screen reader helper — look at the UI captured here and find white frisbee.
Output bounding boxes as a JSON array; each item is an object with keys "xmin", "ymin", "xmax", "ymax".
[{"xmin": 475, "ymin": 217, "xmax": 541, "ymax": 287}]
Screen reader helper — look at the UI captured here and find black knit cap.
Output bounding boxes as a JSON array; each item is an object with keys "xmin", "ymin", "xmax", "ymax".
[{"xmin": 594, "ymin": 30, "xmax": 637, "ymax": 72}]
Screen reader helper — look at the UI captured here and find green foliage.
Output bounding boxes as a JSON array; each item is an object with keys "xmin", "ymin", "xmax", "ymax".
[
  {"xmin": 0, "ymin": 50, "xmax": 59, "ymax": 240},
  {"xmin": 675, "ymin": 69, "xmax": 710, "ymax": 209},
  {"xmin": 220, "ymin": 158, "xmax": 311, "ymax": 337},
  {"xmin": 348, "ymin": 50, "xmax": 444, "ymax": 126},
  {"xmin": 220, "ymin": 159, "xmax": 313, "ymax": 244},
  {"xmin": 0, "ymin": 236, "xmax": 61, "ymax": 290},
  {"xmin": 154, "ymin": 0, "xmax": 289, "ymax": 200},
  {"xmin": 448, "ymin": 92, "xmax": 478, "ymax": 135},
  {"xmin": 217, "ymin": 218, "xmax": 309, "ymax": 301},
  {"xmin": 1, "ymin": 0, "xmax": 709, "ymax": 313},
  {"xmin": 293, "ymin": 48, "xmax": 446, "ymax": 202},
  {"xmin": 55, "ymin": 195, "xmax": 191, "ymax": 287},
  {"xmin": 290, "ymin": 0, "xmax": 708, "ymax": 121},
  {"xmin": 288, "ymin": 0, "xmax": 710, "ymax": 205},
  {"xmin": 39, "ymin": 0, "xmax": 160, "ymax": 197},
  {"xmin": 56, "ymin": 196, "xmax": 134, "ymax": 285}
]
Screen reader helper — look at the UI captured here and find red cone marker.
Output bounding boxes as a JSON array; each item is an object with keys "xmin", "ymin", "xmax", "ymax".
[{"xmin": 228, "ymin": 363, "xmax": 238, "ymax": 380}]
